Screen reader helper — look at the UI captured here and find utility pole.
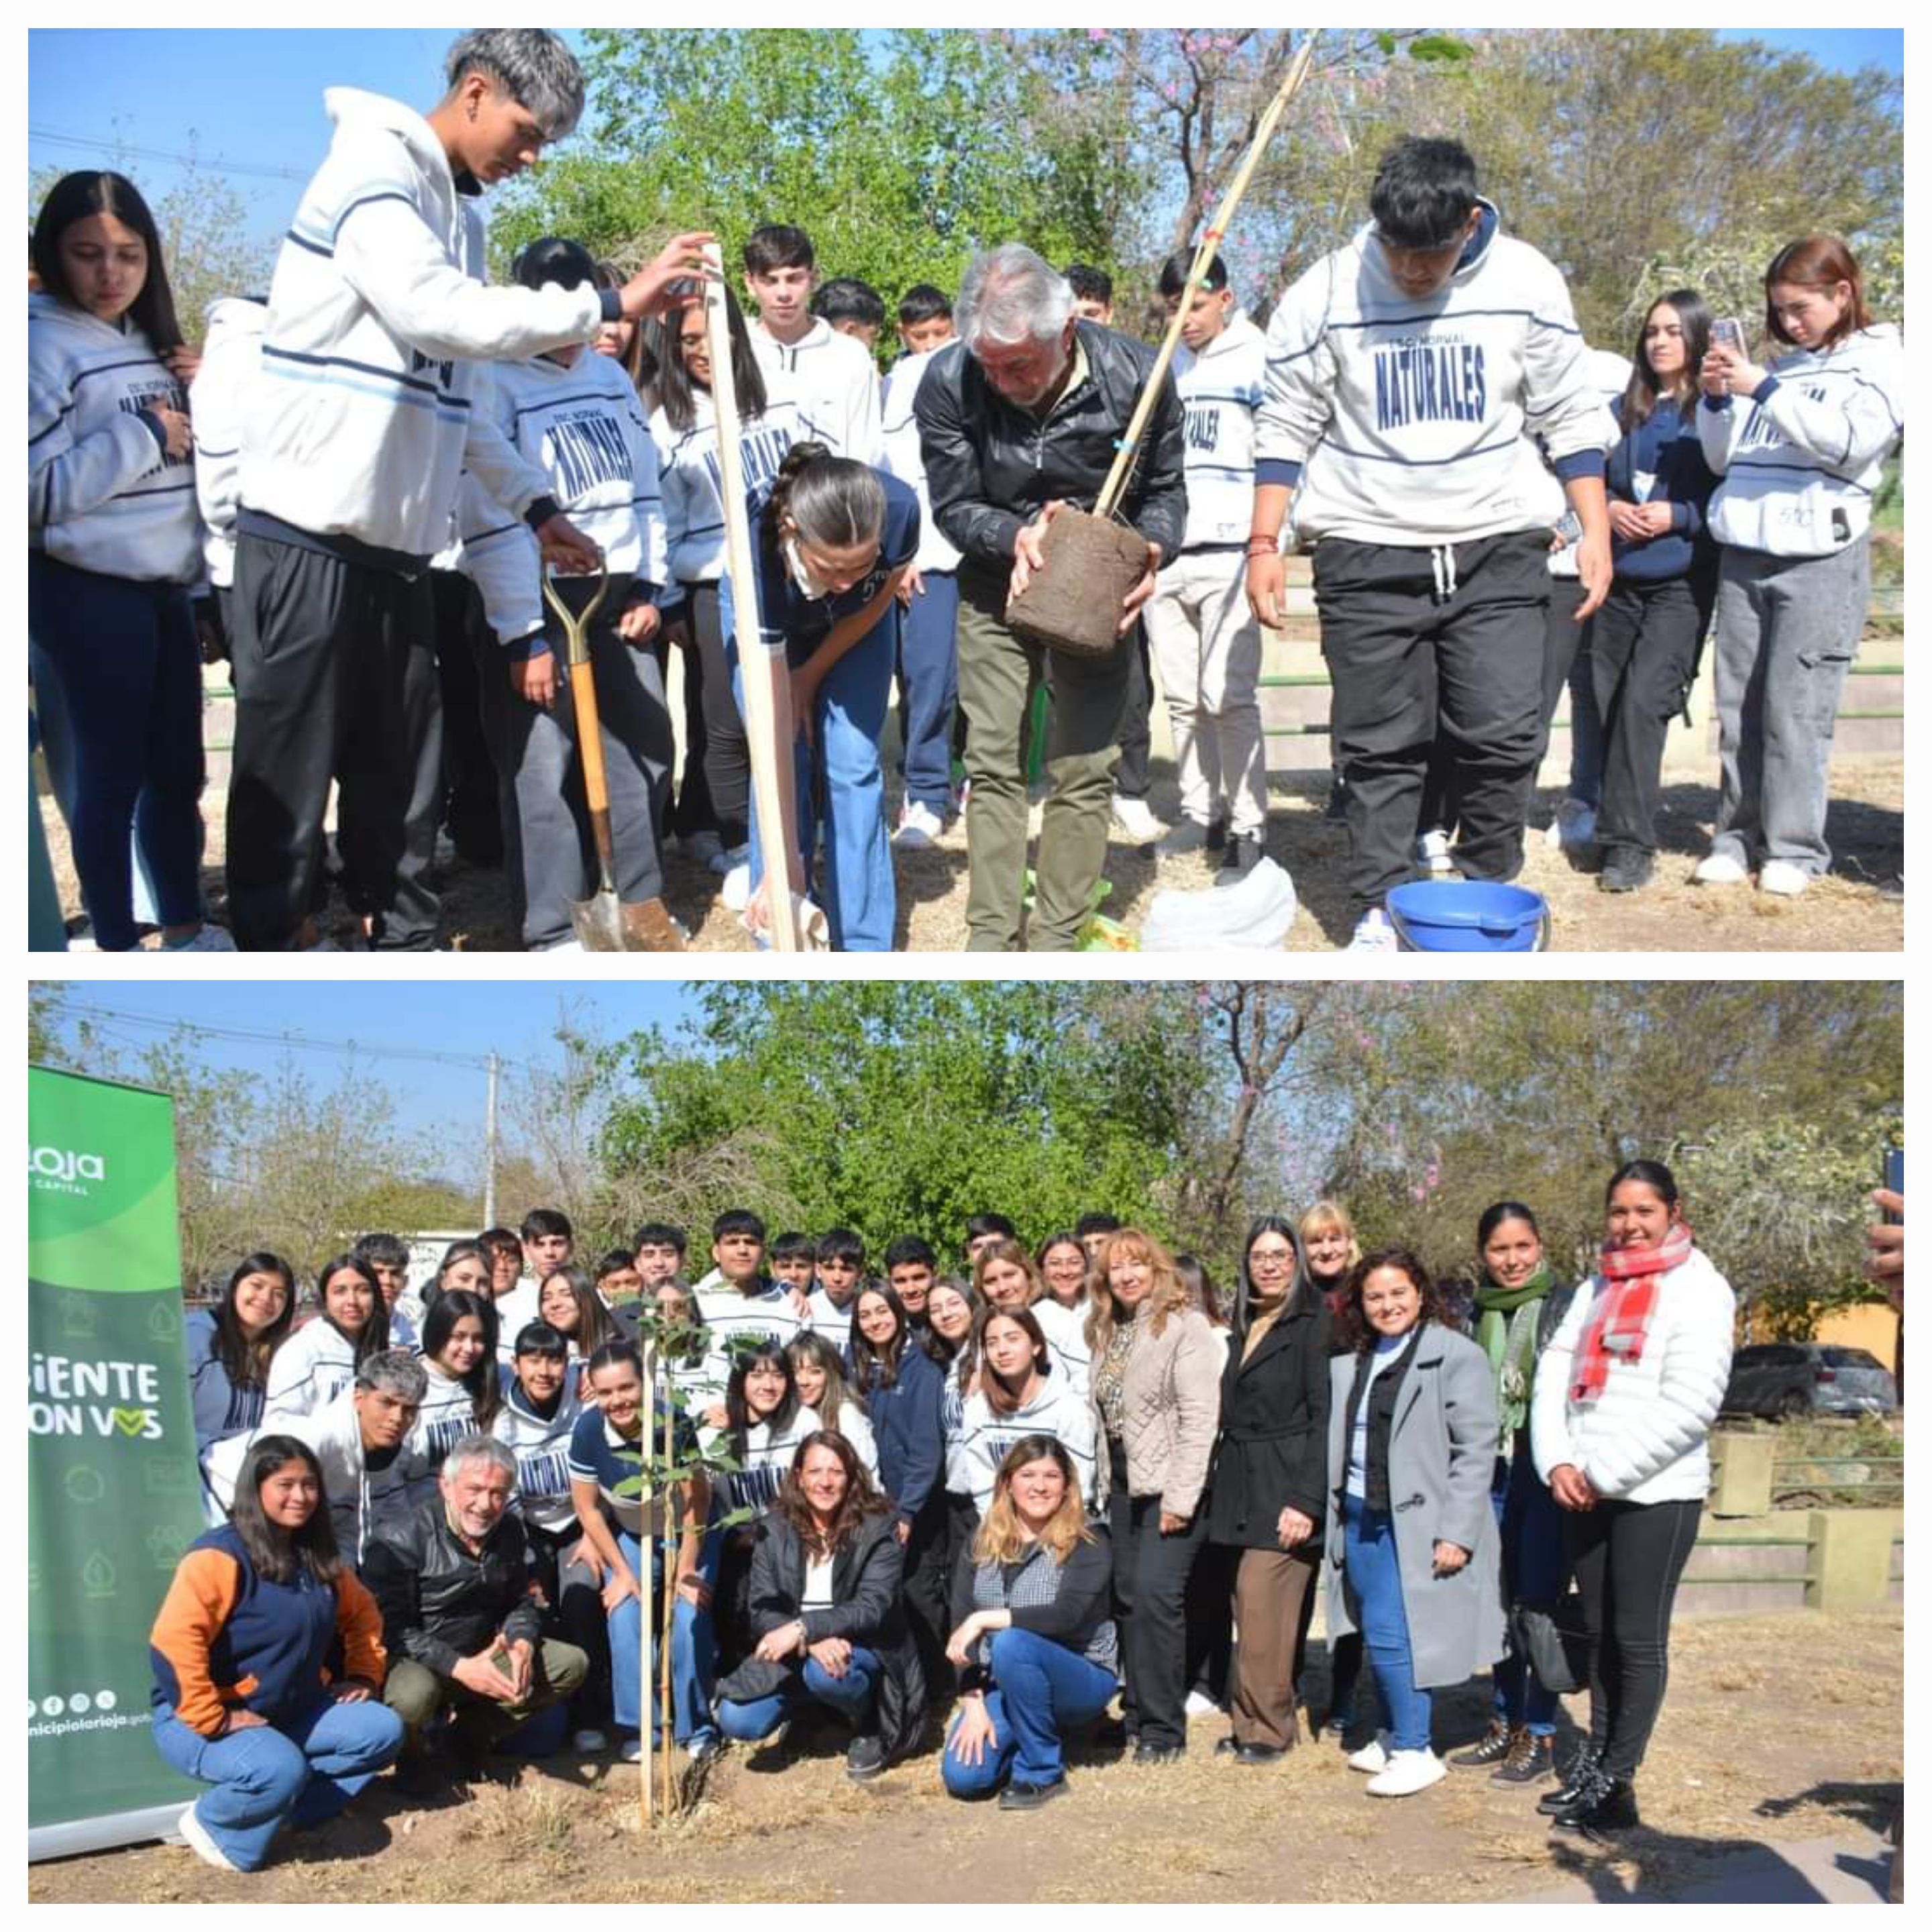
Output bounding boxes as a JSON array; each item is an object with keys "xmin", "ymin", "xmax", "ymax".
[{"xmin": 483, "ymin": 1051, "xmax": 500, "ymax": 1228}]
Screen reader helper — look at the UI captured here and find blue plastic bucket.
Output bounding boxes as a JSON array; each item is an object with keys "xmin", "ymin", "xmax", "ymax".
[{"xmin": 1385, "ymin": 881, "xmax": 1550, "ymax": 953}]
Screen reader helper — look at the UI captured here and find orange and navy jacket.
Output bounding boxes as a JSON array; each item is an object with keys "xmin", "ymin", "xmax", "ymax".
[{"xmin": 149, "ymin": 1522, "xmax": 387, "ymax": 1737}]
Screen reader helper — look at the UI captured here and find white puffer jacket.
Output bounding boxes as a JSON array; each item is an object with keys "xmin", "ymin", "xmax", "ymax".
[{"xmin": 1531, "ymin": 1244, "xmax": 1735, "ymax": 1505}]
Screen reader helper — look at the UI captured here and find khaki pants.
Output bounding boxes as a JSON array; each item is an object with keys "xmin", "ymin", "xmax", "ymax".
[
  {"xmin": 955, "ymin": 566, "xmax": 1129, "ymax": 951},
  {"xmin": 1143, "ymin": 549, "xmax": 1268, "ymax": 839},
  {"xmin": 1231, "ymin": 1546, "xmax": 1320, "ymax": 1752},
  {"xmin": 385, "ymin": 1638, "xmax": 588, "ymax": 1748}
]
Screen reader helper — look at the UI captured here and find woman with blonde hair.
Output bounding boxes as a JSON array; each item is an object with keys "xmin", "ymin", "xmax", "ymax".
[
  {"xmin": 1089, "ymin": 1228, "xmax": 1224, "ymax": 1762},
  {"xmin": 1299, "ymin": 1201, "xmax": 1361, "ymax": 1315},
  {"xmin": 941, "ymin": 1436, "xmax": 1118, "ymax": 1808}
]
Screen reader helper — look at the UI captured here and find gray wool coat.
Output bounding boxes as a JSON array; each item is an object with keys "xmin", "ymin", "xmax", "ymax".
[{"xmin": 1323, "ymin": 1323, "xmax": 1505, "ymax": 1690}]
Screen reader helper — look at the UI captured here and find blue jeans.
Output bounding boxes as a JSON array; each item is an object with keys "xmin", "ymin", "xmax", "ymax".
[
  {"xmin": 29, "ymin": 555, "xmax": 207, "ymax": 949},
  {"xmin": 715, "ymin": 1644, "xmax": 882, "ymax": 1741},
  {"xmin": 567, "ymin": 1528, "xmax": 716, "ymax": 1748},
  {"xmin": 151, "ymin": 1697, "xmax": 404, "ymax": 1872},
  {"xmin": 1342, "ymin": 1495, "xmax": 1433, "ymax": 1754},
  {"xmin": 1491, "ymin": 1442, "xmax": 1568, "ymax": 1733},
  {"xmin": 724, "ymin": 575, "xmax": 898, "ymax": 951},
  {"xmin": 941, "ymin": 1627, "xmax": 1116, "ymax": 1795},
  {"xmin": 897, "ymin": 568, "xmax": 959, "ymax": 810}
]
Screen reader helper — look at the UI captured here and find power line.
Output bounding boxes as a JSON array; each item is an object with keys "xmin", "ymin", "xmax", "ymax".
[
  {"xmin": 56, "ymin": 1001, "xmax": 522, "ymax": 1075},
  {"xmin": 29, "ymin": 125, "xmax": 310, "ymax": 184}
]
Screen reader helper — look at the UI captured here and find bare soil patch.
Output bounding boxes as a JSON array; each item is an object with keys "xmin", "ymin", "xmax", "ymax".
[{"xmin": 28, "ymin": 1608, "xmax": 1901, "ymax": 1904}]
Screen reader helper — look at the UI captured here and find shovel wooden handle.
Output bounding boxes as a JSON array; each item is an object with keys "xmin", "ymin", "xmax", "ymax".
[{"xmin": 568, "ymin": 657, "xmax": 621, "ymax": 892}]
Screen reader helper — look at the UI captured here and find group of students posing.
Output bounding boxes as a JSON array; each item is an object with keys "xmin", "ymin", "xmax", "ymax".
[
  {"xmin": 28, "ymin": 31, "xmax": 1904, "ymax": 955},
  {"xmin": 156, "ymin": 1165, "xmax": 1737, "ymax": 1871}
]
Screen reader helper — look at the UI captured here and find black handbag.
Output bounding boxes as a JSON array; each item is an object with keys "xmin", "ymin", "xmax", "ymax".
[{"xmin": 1516, "ymin": 1593, "xmax": 1592, "ymax": 1696}]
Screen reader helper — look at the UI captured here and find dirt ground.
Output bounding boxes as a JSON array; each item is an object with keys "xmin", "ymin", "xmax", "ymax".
[
  {"xmin": 29, "ymin": 1607, "xmax": 1902, "ymax": 1905},
  {"xmin": 38, "ymin": 755, "xmax": 1904, "ymax": 957}
]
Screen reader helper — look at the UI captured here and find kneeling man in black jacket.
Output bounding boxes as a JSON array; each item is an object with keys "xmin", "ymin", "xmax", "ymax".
[{"xmin": 365, "ymin": 1433, "xmax": 588, "ymax": 1790}]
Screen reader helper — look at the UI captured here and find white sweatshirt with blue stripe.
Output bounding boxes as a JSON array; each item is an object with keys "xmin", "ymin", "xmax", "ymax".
[
  {"xmin": 28, "ymin": 294, "xmax": 201, "ymax": 584},
  {"xmin": 1170, "ymin": 311, "xmax": 1269, "ymax": 550},
  {"xmin": 1256, "ymin": 203, "xmax": 1610, "ymax": 548},
  {"xmin": 649, "ymin": 374, "xmax": 828, "ymax": 588},
  {"xmin": 1697, "ymin": 324, "xmax": 1903, "ymax": 558},
  {"xmin": 239, "ymin": 88, "xmax": 609, "ymax": 564},
  {"xmin": 459, "ymin": 348, "xmax": 669, "ymax": 651},
  {"xmin": 191, "ymin": 296, "xmax": 268, "ymax": 589},
  {"xmin": 749, "ymin": 317, "xmax": 883, "ymax": 465}
]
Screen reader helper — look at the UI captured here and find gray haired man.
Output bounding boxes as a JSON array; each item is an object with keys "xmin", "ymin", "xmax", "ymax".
[
  {"xmin": 914, "ymin": 244, "xmax": 1186, "ymax": 950},
  {"xmin": 363, "ymin": 1434, "xmax": 588, "ymax": 1790}
]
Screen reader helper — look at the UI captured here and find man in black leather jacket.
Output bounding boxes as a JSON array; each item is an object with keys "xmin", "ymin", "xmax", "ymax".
[
  {"xmin": 364, "ymin": 1434, "xmax": 588, "ymax": 1789},
  {"xmin": 914, "ymin": 244, "xmax": 1186, "ymax": 951}
]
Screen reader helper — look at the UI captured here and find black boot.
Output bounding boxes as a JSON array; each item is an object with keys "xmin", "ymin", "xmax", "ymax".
[
  {"xmin": 1538, "ymin": 1746, "xmax": 1603, "ymax": 1815},
  {"xmin": 1448, "ymin": 1719, "xmax": 1515, "ymax": 1769},
  {"xmin": 1552, "ymin": 1774, "xmax": 1640, "ymax": 1838},
  {"xmin": 1493, "ymin": 1729, "xmax": 1554, "ymax": 1785}
]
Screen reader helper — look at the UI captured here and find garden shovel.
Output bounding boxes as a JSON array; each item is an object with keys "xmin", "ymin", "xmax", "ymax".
[{"xmin": 542, "ymin": 569, "xmax": 685, "ymax": 953}]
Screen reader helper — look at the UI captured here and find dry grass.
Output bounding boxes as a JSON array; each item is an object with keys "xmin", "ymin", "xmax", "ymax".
[{"xmin": 30, "ymin": 1608, "xmax": 1901, "ymax": 1905}]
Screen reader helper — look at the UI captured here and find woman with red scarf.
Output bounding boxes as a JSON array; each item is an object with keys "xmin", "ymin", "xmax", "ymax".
[{"xmin": 1531, "ymin": 1159, "xmax": 1733, "ymax": 1839}]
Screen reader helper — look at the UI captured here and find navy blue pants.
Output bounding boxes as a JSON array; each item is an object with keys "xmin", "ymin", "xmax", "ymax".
[
  {"xmin": 28, "ymin": 553, "xmax": 205, "ymax": 949},
  {"xmin": 896, "ymin": 568, "xmax": 959, "ymax": 811}
]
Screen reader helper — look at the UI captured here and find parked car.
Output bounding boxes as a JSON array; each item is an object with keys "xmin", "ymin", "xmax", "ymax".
[{"xmin": 1721, "ymin": 1343, "xmax": 1899, "ymax": 1419}]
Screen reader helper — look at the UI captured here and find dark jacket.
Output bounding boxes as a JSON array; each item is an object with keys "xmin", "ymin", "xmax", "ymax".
[
  {"xmin": 851, "ymin": 1340, "xmax": 946, "ymax": 1528},
  {"xmin": 946, "ymin": 1523, "xmax": 1117, "ymax": 1689},
  {"xmin": 714, "ymin": 1505, "xmax": 928, "ymax": 1761},
  {"xmin": 1208, "ymin": 1286, "xmax": 1333, "ymax": 1546},
  {"xmin": 913, "ymin": 319, "xmax": 1187, "ymax": 575},
  {"xmin": 1607, "ymin": 396, "xmax": 1719, "ymax": 584},
  {"xmin": 362, "ymin": 1494, "xmax": 543, "ymax": 1679}
]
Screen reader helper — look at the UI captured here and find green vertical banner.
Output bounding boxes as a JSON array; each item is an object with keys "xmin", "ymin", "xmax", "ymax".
[{"xmin": 28, "ymin": 1067, "xmax": 207, "ymax": 1858}]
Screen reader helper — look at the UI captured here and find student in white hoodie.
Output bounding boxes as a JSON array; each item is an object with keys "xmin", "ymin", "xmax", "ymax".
[
  {"xmin": 460, "ymin": 235, "xmax": 678, "ymax": 953},
  {"xmin": 263, "ymin": 1256, "xmax": 390, "ymax": 1423},
  {"xmin": 1693, "ymin": 234, "xmax": 1904, "ymax": 898},
  {"xmin": 224, "ymin": 30, "xmax": 711, "ymax": 951},
  {"xmin": 1144, "ymin": 249, "xmax": 1271, "ymax": 876},
  {"xmin": 957, "ymin": 1305, "xmax": 1099, "ymax": 1517},
  {"xmin": 1532, "ymin": 1159, "xmax": 1733, "ymax": 1840},
  {"xmin": 1247, "ymin": 138, "xmax": 1613, "ymax": 951},
  {"xmin": 28, "ymin": 170, "xmax": 233, "ymax": 955},
  {"xmin": 742, "ymin": 225, "xmax": 884, "ymax": 466}
]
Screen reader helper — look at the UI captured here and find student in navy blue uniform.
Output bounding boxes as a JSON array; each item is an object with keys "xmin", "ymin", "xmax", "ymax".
[
  {"xmin": 188, "ymin": 1255, "xmax": 297, "ymax": 1517},
  {"xmin": 846, "ymin": 1280, "xmax": 949, "ymax": 1694},
  {"xmin": 566, "ymin": 1340, "xmax": 716, "ymax": 1764},
  {"xmin": 735, "ymin": 441, "xmax": 921, "ymax": 951},
  {"xmin": 1593, "ymin": 292, "xmax": 1720, "ymax": 894}
]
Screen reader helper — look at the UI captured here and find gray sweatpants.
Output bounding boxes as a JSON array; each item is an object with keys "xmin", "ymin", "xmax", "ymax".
[{"xmin": 1709, "ymin": 537, "xmax": 1868, "ymax": 876}]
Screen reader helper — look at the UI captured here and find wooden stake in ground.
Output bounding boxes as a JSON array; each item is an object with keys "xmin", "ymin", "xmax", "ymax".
[
  {"xmin": 704, "ymin": 241, "xmax": 803, "ymax": 951},
  {"xmin": 637, "ymin": 1337, "xmax": 657, "ymax": 1831},
  {"xmin": 1094, "ymin": 29, "xmax": 1322, "ymax": 520},
  {"xmin": 658, "ymin": 1379, "xmax": 677, "ymax": 1822}
]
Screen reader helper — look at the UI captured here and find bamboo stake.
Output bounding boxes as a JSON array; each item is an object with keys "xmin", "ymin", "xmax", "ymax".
[
  {"xmin": 1094, "ymin": 29, "xmax": 1322, "ymax": 520},
  {"xmin": 637, "ymin": 1336, "xmax": 657, "ymax": 1831},
  {"xmin": 658, "ymin": 1373, "xmax": 676, "ymax": 1822},
  {"xmin": 704, "ymin": 241, "xmax": 802, "ymax": 951}
]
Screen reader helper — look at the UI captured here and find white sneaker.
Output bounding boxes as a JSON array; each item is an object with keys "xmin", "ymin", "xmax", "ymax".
[
  {"xmin": 572, "ymin": 1727, "xmax": 608, "ymax": 1754},
  {"xmin": 1157, "ymin": 816, "xmax": 1217, "ymax": 859},
  {"xmin": 176, "ymin": 1800, "xmax": 240, "ymax": 1872},
  {"xmin": 721, "ymin": 863, "xmax": 751, "ymax": 912},
  {"xmin": 618, "ymin": 1734, "xmax": 643, "ymax": 1764},
  {"xmin": 1347, "ymin": 908, "xmax": 1400, "ymax": 953},
  {"xmin": 1184, "ymin": 1689, "xmax": 1222, "ymax": 1716},
  {"xmin": 162, "ymin": 924, "xmax": 237, "ymax": 953},
  {"xmin": 1413, "ymin": 827, "xmax": 1454, "ymax": 874},
  {"xmin": 1758, "ymin": 859, "xmax": 1811, "ymax": 897},
  {"xmin": 1550, "ymin": 796, "xmax": 1597, "ymax": 849},
  {"xmin": 1693, "ymin": 851, "xmax": 1749, "ymax": 885},
  {"xmin": 1346, "ymin": 1731, "xmax": 1392, "ymax": 1774},
  {"xmin": 1365, "ymin": 1747, "xmax": 1446, "ymax": 1797},
  {"xmin": 1111, "ymin": 795, "xmax": 1167, "ymax": 845},
  {"xmin": 895, "ymin": 800, "xmax": 946, "ymax": 848}
]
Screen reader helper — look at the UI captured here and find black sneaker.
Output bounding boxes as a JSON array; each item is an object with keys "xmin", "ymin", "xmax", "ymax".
[
  {"xmin": 1133, "ymin": 1741, "xmax": 1185, "ymax": 1765},
  {"xmin": 1448, "ymin": 1720, "xmax": 1515, "ymax": 1769},
  {"xmin": 1538, "ymin": 1749, "xmax": 1604, "ymax": 1816},
  {"xmin": 1216, "ymin": 833, "xmax": 1264, "ymax": 883},
  {"xmin": 998, "ymin": 1774, "xmax": 1069, "ymax": 1810},
  {"xmin": 845, "ymin": 1734, "xmax": 888, "ymax": 1781},
  {"xmin": 1597, "ymin": 847, "xmax": 1655, "ymax": 893},
  {"xmin": 1552, "ymin": 1774, "xmax": 1639, "ymax": 1838},
  {"xmin": 1205, "ymin": 816, "xmax": 1230, "ymax": 853},
  {"xmin": 1215, "ymin": 1737, "xmax": 1289, "ymax": 1765}
]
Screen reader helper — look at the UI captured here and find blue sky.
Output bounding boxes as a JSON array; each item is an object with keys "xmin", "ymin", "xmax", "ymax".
[
  {"xmin": 38, "ymin": 980, "xmax": 700, "ymax": 1164},
  {"xmin": 30, "ymin": 28, "xmax": 1905, "ymax": 254}
]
